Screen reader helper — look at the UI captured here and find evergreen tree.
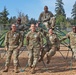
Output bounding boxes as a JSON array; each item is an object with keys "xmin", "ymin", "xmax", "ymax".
[
  {"xmin": 9, "ymin": 16, "xmax": 17, "ymax": 24},
  {"xmin": 0, "ymin": 6, "xmax": 9, "ymax": 24},
  {"xmin": 55, "ymin": 0, "xmax": 66, "ymax": 29},
  {"xmin": 71, "ymin": 1, "xmax": 76, "ymax": 25},
  {"xmin": 55, "ymin": 0, "xmax": 66, "ymax": 16}
]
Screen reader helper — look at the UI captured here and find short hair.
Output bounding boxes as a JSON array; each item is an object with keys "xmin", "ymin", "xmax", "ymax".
[
  {"xmin": 11, "ymin": 24, "xmax": 16, "ymax": 28},
  {"xmin": 17, "ymin": 17, "xmax": 21, "ymax": 21},
  {"xmin": 44, "ymin": 6, "xmax": 48, "ymax": 9}
]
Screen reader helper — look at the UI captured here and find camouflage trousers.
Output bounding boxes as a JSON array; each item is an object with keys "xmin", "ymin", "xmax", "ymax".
[
  {"xmin": 43, "ymin": 17, "xmax": 55, "ymax": 30},
  {"xmin": 41, "ymin": 46, "xmax": 57, "ymax": 60},
  {"xmin": 72, "ymin": 48, "xmax": 76, "ymax": 59},
  {"xmin": 20, "ymin": 31, "xmax": 24, "ymax": 46},
  {"xmin": 5, "ymin": 47, "xmax": 19, "ymax": 67},
  {"xmin": 28, "ymin": 47, "xmax": 40, "ymax": 68}
]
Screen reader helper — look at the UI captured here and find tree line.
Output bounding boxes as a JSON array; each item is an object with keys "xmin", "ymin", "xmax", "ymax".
[{"xmin": 0, "ymin": 0, "xmax": 76, "ymax": 29}]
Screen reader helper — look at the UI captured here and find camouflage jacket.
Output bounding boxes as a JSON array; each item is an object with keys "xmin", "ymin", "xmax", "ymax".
[
  {"xmin": 46, "ymin": 33, "xmax": 60, "ymax": 48},
  {"xmin": 38, "ymin": 11, "xmax": 53, "ymax": 22},
  {"xmin": 16, "ymin": 24, "xmax": 29, "ymax": 31},
  {"xmin": 61, "ymin": 31, "xmax": 76, "ymax": 48},
  {"xmin": 26, "ymin": 30, "xmax": 43, "ymax": 49},
  {"xmin": 5, "ymin": 30, "xmax": 23, "ymax": 49}
]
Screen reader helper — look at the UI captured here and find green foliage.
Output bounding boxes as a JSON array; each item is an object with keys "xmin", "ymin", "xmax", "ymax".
[
  {"xmin": 55, "ymin": 0, "xmax": 66, "ymax": 16},
  {"xmin": 9, "ymin": 16, "xmax": 17, "ymax": 24},
  {"xmin": 0, "ymin": 6, "xmax": 9, "ymax": 24},
  {"xmin": 55, "ymin": 0, "xmax": 67, "ymax": 29},
  {"xmin": 71, "ymin": 1, "xmax": 76, "ymax": 25},
  {"xmin": 29, "ymin": 18, "xmax": 37, "ymax": 24},
  {"xmin": 71, "ymin": 1, "xmax": 76, "ymax": 19}
]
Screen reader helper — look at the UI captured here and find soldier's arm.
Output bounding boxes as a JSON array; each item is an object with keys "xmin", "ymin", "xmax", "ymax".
[
  {"xmin": 26, "ymin": 32, "xmax": 30, "ymax": 46},
  {"xmin": 60, "ymin": 33, "xmax": 70, "ymax": 42},
  {"xmin": 55, "ymin": 36, "xmax": 60, "ymax": 50},
  {"xmin": 38, "ymin": 13, "xmax": 43, "ymax": 22},
  {"xmin": 49, "ymin": 11, "xmax": 54, "ymax": 17},
  {"xmin": 4, "ymin": 32, "xmax": 9, "ymax": 50},
  {"xmin": 17, "ymin": 33, "xmax": 23, "ymax": 49},
  {"xmin": 39, "ymin": 32, "xmax": 43, "ymax": 48},
  {"xmin": 45, "ymin": 34, "xmax": 50, "ymax": 46}
]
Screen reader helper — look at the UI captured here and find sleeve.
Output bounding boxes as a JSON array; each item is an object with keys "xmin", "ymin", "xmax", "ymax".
[
  {"xmin": 49, "ymin": 11, "xmax": 54, "ymax": 17},
  {"xmin": 60, "ymin": 32, "xmax": 70, "ymax": 42},
  {"xmin": 38, "ymin": 13, "xmax": 43, "ymax": 22},
  {"xmin": 18, "ymin": 33, "xmax": 23, "ymax": 49},
  {"xmin": 26, "ymin": 32, "xmax": 30, "ymax": 46},
  {"xmin": 39, "ymin": 32, "xmax": 43, "ymax": 47},
  {"xmin": 4, "ymin": 32, "xmax": 9, "ymax": 48},
  {"xmin": 55, "ymin": 36, "xmax": 60, "ymax": 48},
  {"xmin": 45, "ymin": 34, "xmax": 50, "ymax": 45}
]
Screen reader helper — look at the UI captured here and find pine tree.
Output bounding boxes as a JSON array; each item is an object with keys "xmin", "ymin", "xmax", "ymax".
[
  {"xmin": 0, "ymin": 6, "xmax": 9, "ymax": 24},
  {"xmin": 71, "ymin": 1, "xmax": 76, "ymax": 24},
  {"xmin": 55, "ymin": 0, "xmax": 66, "ymax": 16},
  {"xmin": 55, "ymin": 0, "xmax": 66, "ymax": 29}
]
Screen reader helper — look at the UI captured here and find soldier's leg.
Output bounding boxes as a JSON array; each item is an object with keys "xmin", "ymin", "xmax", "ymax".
[
  {"xmin": 38, "ymin": 46, "xmax": 49, "ymax": 62},
  {"xmin": 13, "ymin": 49, "xmax": 19, "ymax": 73},
  {"xmin": 3, "ymin": 50, "xmax": 13, "ymax": 72},
  {"xmin": 38, "ymin": 50, "xmax": 46, "ymax": 62},
  {"xmin": 46, "ymin": 47, "xmax": 56, "ymax": 64},
  {"xmin": 50, "ymin": 17, "xmax": 56, "ymax": 28},
  {"xmin": 28, "ymin": 49, "xmax": 33, "ymax": 67},
  {"xmin": 72, "ymin": 48, "xmax": 76, "ymax": 59},
  {"xmin": 43, "ymin": 22, "xmax": 50, "ymax": 30},
  {"xmin": 20, "ymin": 31, "xmax": 24, "ymax": 46},
  {"xmin": 31, "ymin": 47, "xmax": 40, "ymax": 74}
]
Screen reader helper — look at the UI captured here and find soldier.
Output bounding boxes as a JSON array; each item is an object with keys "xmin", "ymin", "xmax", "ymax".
[
  {"xmin": 39, "ymin": 28, "xmax": 60, "ymax": 64},
  {"xmin": 3, "ymin": 24, "xmax": 23, "ymax": 73},
  {"xmin": 36, "ymin": 23, "xmax": 47, "ymax": 37},
  {"xmin": 38, "ymin": 6, "xmax": 56, "ymax": 30},
  {"xmin": 60, "ymin": 26, "xmax": 76, "ymax": 59},
  {"xmin": 16, "ymin": 17, "xmax": 29, "ymax": 45},
  {"xmin": 26, "ymin": 24, "xmax": 43, "ymax": 74}
]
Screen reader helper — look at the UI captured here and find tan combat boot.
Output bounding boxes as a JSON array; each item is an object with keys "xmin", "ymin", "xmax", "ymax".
[
  {"xmin": 46, "ymin": 53, "xmax": 50, "ymax": 64},
  {"xmin": 31, "ymin": 67, "xmax": 35, "ymax": 74},
  {"xmin": 38, "ymin": 56, "xmax": 43, "ymax": 62},
  {"xmin": 14, "ymin": 66, "xmax": 19, "ymax": 73},
  {"xmin": 3, "ymin": 66, "xmax": 9, "ymax": 72}
]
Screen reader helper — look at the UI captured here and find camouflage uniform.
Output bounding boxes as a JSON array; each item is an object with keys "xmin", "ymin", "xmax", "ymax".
[
  {"xmin": 26, "ymin": 31, "xmax": 43, "ymax": 68},
  {"xmin": 39, "ymin": 33, "xmax": 60, "ymax": 63},
  {"xmin": 61, "ymin": 31, "xmax": 76, "ymax": 59},
  {"xmin": 38, "ymin": 11, "xmax": 55, "ymax": 30},
  {"xmin": 36, "ymin": 26, "xmax": 47, "ymax": 37},
  {"xmin": 4, "ymin": 30, "xmax": 23, "ymax": 67},
  {"xmin": 46, "ymin": 33, "xmax": 60, "ymax": 57},
  {"xmin": 16, "ymin": 24, "xmax": 28, "ymax": 45}
]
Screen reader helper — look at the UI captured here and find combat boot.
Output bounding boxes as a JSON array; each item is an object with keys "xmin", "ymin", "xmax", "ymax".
[
  {"xmin": 3, "ymin": 66, "xmax": 9, "ymax": 72},
  {"xmin": 31, "ymin": 67, "xmax": 35, "ymax": 74},
  {"xmin": 14, "ymin": 66, "xmax": 19, "ymax": 73},
  {"xmin": 38, "ymin": 56, "xmax": 43, "ymax": 62},
  {"xmin": 46, "ymin": 53, "xmax": 50, "ymax": 64}
]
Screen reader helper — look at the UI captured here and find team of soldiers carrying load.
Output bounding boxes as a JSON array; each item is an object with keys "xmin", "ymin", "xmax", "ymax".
[{"xmin": 2, "ymin": 6, "xmax": 76, "ymax": 74}]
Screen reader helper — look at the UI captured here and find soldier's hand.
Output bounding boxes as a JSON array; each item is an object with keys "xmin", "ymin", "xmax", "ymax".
[
  {"xmin": 5, "ymin": 47, "xmax": 8, "ymax": 51},
  {"xmin": 40, "ymin": 46, "xmax": 43, "ymax": 50},
  {"xmin": 16, "ymin": 47, "xmax": 20, "ymax": 50}
]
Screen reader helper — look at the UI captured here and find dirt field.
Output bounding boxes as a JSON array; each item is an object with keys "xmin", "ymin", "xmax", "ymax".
[{"xmin": 0, "ymin": 46, "xmax": 76, "ymax": 75}]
